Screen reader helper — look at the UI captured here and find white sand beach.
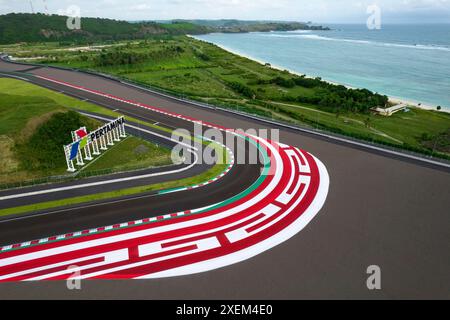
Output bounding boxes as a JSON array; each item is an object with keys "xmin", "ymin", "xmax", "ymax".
[{"xmin": 191, "ymin": 35, "xmax": 449, "ymax": 114}]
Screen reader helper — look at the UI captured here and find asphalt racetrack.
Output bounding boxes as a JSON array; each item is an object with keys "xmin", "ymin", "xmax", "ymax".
[{"xmin": 0, "ymin": 59, "xmax": 449, "ymax": 299}]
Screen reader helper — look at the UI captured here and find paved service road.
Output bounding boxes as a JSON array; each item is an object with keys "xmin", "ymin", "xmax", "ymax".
[{"xmin": 0, "ymin": 59, "xmax": 449, "ymax": 299}]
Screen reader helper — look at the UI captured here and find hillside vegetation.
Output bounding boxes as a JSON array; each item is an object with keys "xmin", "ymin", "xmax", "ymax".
[
  {"xmin": 0, "ymin": 13, "xmax": 327, "ymax": 44},
  {"xmin": 15, "ymin": 111, "xmax": 99, "ymax": 172},
  {"xmin": 0, "ymin": 89, "xmax": 100, "ymax": 183},
  {"xmin": 0, "ymin": 13, "xmax": 210, "ymax": 44},
  {"xmin": 171, "ymin": 19, "xmax": 330, "ymax": 32},
  {"xmin": 0, "ymin": 13, "xmax": 448, "ymax": 159},
  {"xmin": 0, "ymin": 78, "xmax": 171, "ymax": 186}
]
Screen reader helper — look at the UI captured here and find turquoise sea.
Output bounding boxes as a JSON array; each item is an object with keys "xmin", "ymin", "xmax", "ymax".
[{"xmin": 194, "ymin": 24, "xmax": 450, "ymax": 110}]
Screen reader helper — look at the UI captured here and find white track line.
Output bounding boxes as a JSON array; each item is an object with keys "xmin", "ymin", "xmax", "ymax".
[
  {"xmin": 137, "ymin": 154, "xmax": 330, "ymax": 279},
  {"xmin": 0, "ymin": 122, "xmax": 198, "ymax": 201}
]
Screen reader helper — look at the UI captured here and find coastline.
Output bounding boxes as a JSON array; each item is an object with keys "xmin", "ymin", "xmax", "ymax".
[{"xmin": 191, "ymin": 35, "xmax": 449, "ymax": 114}]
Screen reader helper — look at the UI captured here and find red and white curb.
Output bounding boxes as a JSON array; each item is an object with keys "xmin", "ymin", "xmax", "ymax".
[{"xmin": 0, "ymin": 77, "xmax": 330, "ymax": 282}]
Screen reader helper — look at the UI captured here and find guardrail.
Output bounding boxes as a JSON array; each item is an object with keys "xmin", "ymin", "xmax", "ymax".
[{"xmin": 2, "ymin": 53, "xmax": 450, "ymax": 169}]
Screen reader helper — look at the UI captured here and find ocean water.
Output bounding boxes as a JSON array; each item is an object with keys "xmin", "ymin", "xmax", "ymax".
[{"xmin": 194, "ymin": 24, "xmax": 450, "ymax": 110}]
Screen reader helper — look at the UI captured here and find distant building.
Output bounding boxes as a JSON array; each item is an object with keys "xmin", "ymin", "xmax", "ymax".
[{"xmin": 371, "ymin": 103, "xmax": 408, "ymax": 117}]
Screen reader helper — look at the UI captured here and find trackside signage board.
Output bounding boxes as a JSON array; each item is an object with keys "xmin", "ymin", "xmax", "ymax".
[{"xmin": 89, "ymin": 117, "xmax": 125, "ymax": 142}]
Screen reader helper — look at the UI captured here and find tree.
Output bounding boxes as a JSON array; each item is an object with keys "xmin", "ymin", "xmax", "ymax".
[{"xmin": 226, "ymin": 81, "xmax": 256, "ymax": 99}]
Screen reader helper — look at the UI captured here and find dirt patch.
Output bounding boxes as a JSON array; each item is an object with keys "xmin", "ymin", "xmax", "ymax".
[
  {"xmin": 0, "ymin": 135, "xmax": 44, "ymax": 185},
  {"xmin": 0, "ymin": 135, "xmax": 19, "ymax": 174},
  {"xmin": 16, "ymin": 110, "xmax": 65, "ymax": 143},
  {"xmin": 0, "ymin": 111, "xmax": 67, "ymax": 185}
]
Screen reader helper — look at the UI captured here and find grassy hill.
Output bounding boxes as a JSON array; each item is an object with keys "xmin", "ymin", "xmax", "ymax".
[
  {"xmin": 0, "ymin": 87, "xmax": 100, "ymax": 182},
  {"xmin": 0, "ymin": 78, "xmax": 172, "ymax": 187},
  {"xmin": 171, "ymin": 19, "xmax": 330, "ymax": 32}
]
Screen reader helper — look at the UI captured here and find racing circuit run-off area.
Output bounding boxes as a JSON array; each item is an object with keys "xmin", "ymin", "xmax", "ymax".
[{"xmin": 0, "ymin": 78, "xmax": 330, "ymax": 282}]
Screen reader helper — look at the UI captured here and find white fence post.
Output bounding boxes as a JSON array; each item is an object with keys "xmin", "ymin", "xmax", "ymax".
[
  {"xmin": 64, "ymin": 145, "xmax": 76, "ymax": 172},
  {"xmin": 119, "ymin": 121, "xmax": 126, "ymax": 138},
  {"xmin": 107, "ymin": 131, "xmax": 114, "ymax": 146},
  {"xmin": 93, "ymin": 139, "xmax": 100, "ymax": 155},
  {"xmin": 113, "ymin": 126, "xmax": 120, "ymax": 142}
]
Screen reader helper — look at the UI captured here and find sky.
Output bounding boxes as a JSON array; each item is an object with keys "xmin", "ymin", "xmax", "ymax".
[{"xmin": 0, "ymin": 0, "xmax": 449, "ymax": 23}]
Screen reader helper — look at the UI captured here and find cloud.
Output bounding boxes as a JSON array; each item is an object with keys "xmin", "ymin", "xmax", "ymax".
[
  {"xmin": 130, "ymin": 3, "xmax": 152, "ymax": 11},
  {"xmin": 0, "ymin": 0, "xmax": 449, "ymax": 23}
]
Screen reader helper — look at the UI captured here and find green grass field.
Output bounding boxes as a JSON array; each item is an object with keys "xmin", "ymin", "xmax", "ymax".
[
  {"xmin": 3, "ymin": 36, "xmax": 448, "ymax": 158},
  {"xmin": 0, "ymin": 78, "xmax": 173, "ymax": 185},
  {"xmin": 81, "ymin": 136, "xmax": 172, "ymax": 174}
]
